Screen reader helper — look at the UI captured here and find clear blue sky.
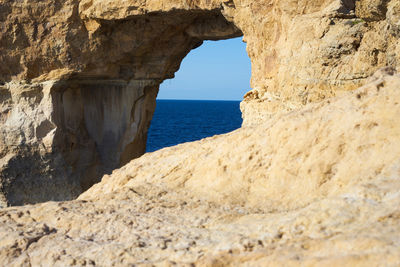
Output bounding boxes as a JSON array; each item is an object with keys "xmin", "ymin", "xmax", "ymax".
[{"xmin": 157, "ymin": 37, "xmax": 251, "ymax": 101}]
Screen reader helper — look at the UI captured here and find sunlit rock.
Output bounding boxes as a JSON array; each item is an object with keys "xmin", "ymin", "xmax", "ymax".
[
  {"xmin": 1, "ymin": 69, "xmax": 400, "ymax": 265},
  {"xmin": 0, "ymin": 0, "xmax": 400, "ymax": 264}
]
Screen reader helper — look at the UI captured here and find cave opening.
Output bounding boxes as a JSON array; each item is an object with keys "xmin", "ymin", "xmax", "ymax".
[
  {"xmin": 0, "ymin": 6, "xmax": 253, "ymax": 206},
  {"xmin": 146, "ymin": 37, "xmax": 251, "ymax": 152}
]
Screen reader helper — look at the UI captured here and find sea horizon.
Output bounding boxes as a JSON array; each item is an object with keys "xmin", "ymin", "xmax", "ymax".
[{"xmin": 147, "ymin": 99, "xmax": 243, "ymax": 152}]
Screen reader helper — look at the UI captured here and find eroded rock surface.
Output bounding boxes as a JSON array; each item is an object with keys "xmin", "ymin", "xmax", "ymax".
[
  {"xmin": 0, "ymin": 0, "xmax": 241, "ymax": 205},
  {"xmin": 1, "ymin": 0, "xmax": 400, "ymax": 265},
  {"xmin": 0, "ymin": 79, "xmax": 158, "ymax": 206},
  {"xmin": 0, "ymin": 0, "xmax": 399, "ymax": 224},
  {"xmin": 1, "ymin": 71, "xmax": 400, "ymax": 266},
  {"xmin": 239, "ymin": 0, "xmax": 400, "ymax": 124}
]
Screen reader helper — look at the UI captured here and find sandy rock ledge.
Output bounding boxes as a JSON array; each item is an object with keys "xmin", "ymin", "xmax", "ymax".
[
  {"xmin": 1, "ymin": 0, "xmax": 400, "ymax": 205},
  {"xmin": 0, "ymin": 71, "xmax": 399, "ymax": 266}
]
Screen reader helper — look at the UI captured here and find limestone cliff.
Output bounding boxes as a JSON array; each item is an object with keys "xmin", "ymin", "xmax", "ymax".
[
  {"xmin": 1, "ymin": 0, "xmax": 399, "ymax": 205},
  {"xmin": 0, "ymin": 0, "xmax": 241, "ymax": 205},
  {"xmin": 1, "ymin": 70, "xmax": 399, "ymax": 266},
  {"xmin": 1, "ymin": 0, "xmax": 400, "ymax": 264},
  {"xmin": 239, "ymin": 0, "xmax": 400, "ymax": 124}
]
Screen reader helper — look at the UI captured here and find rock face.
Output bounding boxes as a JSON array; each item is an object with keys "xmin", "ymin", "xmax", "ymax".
[
  {"xmin": 0, "ymin": 0, "xmax": 400, "ymax": 206},
  {"xmin": 0, "ymin": 0, "xmax": 241, "ymax": 206},
  {"xmin": 0, "ymin": 80, "xmax": 158, "ymax": 206},
  {"xmin": 239, "ymin": 0, "xmax": 400, "ymax": 124},
  {"xmin": 0, "ymin": 0, "xmax": 400, "ymax": 263},
  {"xmin": 0, "ymin": 1, "xmax": 400, "ymax": 264},
  {"xmin": 1, "ymin": 71, "xmax": 400, "ymax": 266},
  {"xmin": 1, "ymin": 0, "xmax": 399, "ymax": 205},
  {"xmin": 0, "ymin": 0, "xmax": 400, "ymax": 205}
]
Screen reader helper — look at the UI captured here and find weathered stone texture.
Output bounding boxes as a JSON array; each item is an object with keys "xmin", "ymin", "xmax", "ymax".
[
  {"xmin": 239, "ymin": 0, "xmax": 400, "ymax": 124},
  {"xmin": 0, "ymin": 79, "xmax": 158, "ymax": 206},
  {"xmin": 0, "ymin": 70, "xmax": 399, "ymax": 266},
  {"xmin": 1, "ymin": 0, "xmax": 399, "ymax": 205},
  {"xmin": 0, "ymin": 0, "xmax": 241, "ymax": 205},
  {"xmin": 0, "ymin": 0, "xmax": 400, "ymax": 265}
]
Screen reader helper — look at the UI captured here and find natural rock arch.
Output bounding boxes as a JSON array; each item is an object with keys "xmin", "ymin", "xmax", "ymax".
[
  {"xmin": 0, "ymin": 0, "xmax": 399, "ymax": 206},
  {"xmin": 0, "ymin": 0, "xmax": 243, "ymax": 206}
]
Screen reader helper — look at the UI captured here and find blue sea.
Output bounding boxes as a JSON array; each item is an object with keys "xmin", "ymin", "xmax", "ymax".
[{"xmin": 146, "ymin": 100, "xmax": 243, "ymax": 152}]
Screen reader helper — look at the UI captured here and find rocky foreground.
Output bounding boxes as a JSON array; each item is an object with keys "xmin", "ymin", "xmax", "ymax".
[
  {"xmin": 1, "ymin": 70, "xmax": 399, "ymax": 266},
  {"xmin": 1, "ymin": 0, "xmax": 400, "ymax": 265}
]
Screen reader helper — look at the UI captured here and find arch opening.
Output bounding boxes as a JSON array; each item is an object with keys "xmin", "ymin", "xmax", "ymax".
[
  {"xmin": 146, "ymin": 37, "xmax": 251, "ymax": 152},
  {"xmin": 0, "ymin": 6, "xmax": 251, "ymax": 206}
]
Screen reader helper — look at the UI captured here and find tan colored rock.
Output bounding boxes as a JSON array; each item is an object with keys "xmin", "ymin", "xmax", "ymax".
[
  {"xmin": 0, "ymin": 0, "xmax": 399, "ymax": 264},
  {"xmin": 0, "ymin": 0, "xmax": 241, "ymax": 205},
  {"xmin": 240, "ymin": 0, "xmax": 400, "ymax": 125},
  {"xmin": 0, "ymin": 71, "xmax": 400, "ymax": 266},
  {"xmin": 356, "ymin": 0, "xmax": 389, "ymax": 21},
  {"xmin": 0, "ymin": 79, "xmax": 158, "ymax": 207},
  {"xmin": 81, "ymin": 69, "xmax": 400, "ymax": 212},
  {"xmin": 0, "ymin": 0, "xmax": 399, "ymax": 206}
]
